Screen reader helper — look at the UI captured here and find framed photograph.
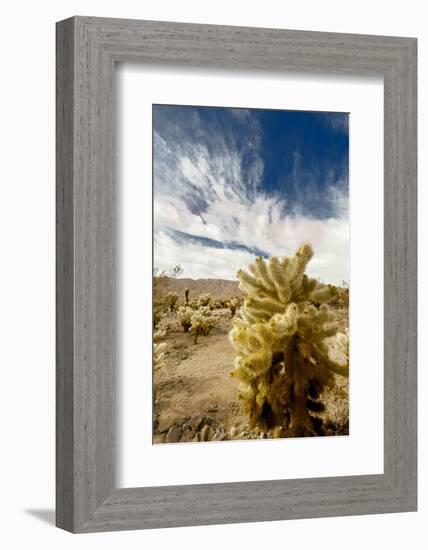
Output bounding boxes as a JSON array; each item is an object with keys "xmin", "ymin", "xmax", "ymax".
[{"xmin": 56, "ymin": 16, "xmax": 417, "ymax": 532}]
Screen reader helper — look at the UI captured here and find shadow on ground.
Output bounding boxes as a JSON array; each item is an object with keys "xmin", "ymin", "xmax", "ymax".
[{"xmin": 25, "ymin": 509, "xmax": 55, "ymax": 526}]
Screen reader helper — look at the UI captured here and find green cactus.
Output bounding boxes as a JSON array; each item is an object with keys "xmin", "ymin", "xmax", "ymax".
[{"xmin": 229, "ymin": 243, "xmax": 349, "ymax": 437}]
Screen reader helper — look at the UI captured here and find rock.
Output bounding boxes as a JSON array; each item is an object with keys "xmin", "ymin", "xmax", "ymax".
[
  {"xmin": 190, "ymin": 415, "xmax": 210, "ymax": 431},
  {"xmin": 207, "ymin": 404, "xmax": 218, "ymax": 413},
  {"xmin": 217, "ymin": 430, "xmax": 227, "ymax": 441},
  {"xmin": 166, "ymin": 426, "xmax": 182, "ymax": 443},
  {"xmin": 200, "ymin": 424, "xmax": 214, "ymax": 441},
  {"xmin": 157, "ymin": 411, "xmax": 187, "ymax": 433},
  {"xmin": 179, "ymin": 429, "xmax": 196, "ymax": 442}
]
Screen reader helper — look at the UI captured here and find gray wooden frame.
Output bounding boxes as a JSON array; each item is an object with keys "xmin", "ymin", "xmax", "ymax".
[{"xmin": 56, "ymin": 16, "xmax": 417, "ymax": 533}]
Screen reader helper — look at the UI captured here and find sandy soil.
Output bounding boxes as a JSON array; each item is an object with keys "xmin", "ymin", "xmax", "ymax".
[{"xmin": 153, "ymin": 306, "xmax": 349, "ymax": 445}]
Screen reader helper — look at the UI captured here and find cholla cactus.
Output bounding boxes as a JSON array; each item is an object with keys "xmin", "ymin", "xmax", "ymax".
[
  {"xmin": 166, "ymin": 292, "xmax": 179, "ymax": 311},
  {"xmin": 190, "ymin": 306, "xmax": 215, "ymax": 344},
  {"xmin": 229, "ymin": 243, "xmax": 349, "ymax": 437},
  {"xmin": 185, "ymin": 287, "xmax": 190, "ymax": 304},
  {"xmin": 177, "ymin": 306, "xmax": 193, "ymax": 332},
  {"xmin": 228, "ymin": 297, "xmax": 241, "ymax": 316},
  {"xmin": 198, "ymin": 293, "xmax": 211, "ymax": 307},
  {"xmin": 153, "ymin": 330, "xmax": 167, "ymax": 370}
]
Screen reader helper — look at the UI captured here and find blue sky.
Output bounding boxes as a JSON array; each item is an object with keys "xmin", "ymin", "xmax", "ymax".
[{"xmin": 153, "ymin": 104, "xmax": 349, "ymax": 283}]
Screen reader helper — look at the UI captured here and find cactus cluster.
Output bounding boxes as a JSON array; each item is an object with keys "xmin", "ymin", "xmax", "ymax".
[
  {"xmin": 229, "ymin": 243, "xmax": 349, "ymax": 437},
  {"xmin": 177, "ymin": 305, "xmax": 216, "ymax": 343}
]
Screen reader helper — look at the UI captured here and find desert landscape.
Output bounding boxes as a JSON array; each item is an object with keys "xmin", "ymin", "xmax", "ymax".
[
  {"xmin": 152, "ymin": 252, "xmax": 349, "ymax": 445},
  {"xmin": 152, "ymin": 105, "xmax": 350, "ymax": 445}
]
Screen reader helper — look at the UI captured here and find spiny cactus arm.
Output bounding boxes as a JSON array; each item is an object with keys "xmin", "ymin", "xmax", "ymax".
[
  {"xmin": 267, "ymin": 256, "xmax": 292, "ymax": 303},
  {"xmin": 237, "ymin": 268, "xmax": 269, "ymax": 297},
  {"xmin": 314, "ymin": 344, "xmax": 349, "ymax": 377},
  {"xmin": 287, "ymin": 243, "xmax": 314, "ymax": 293},
  {"xmin": 292, "ymin": 274, "xmax": 319, "ymax": 303},
  {"xmin": 297, "ymin": 304, "xmax": 336, "ymax": 337},
  {"xmin": 248, "ymin": 256, "xmax": 277, "ymax": 291},
  {"xmin": 268, "ymin": 304, "xmax": 299, "ymax": 339},
  {"xmin": 309, "ymin": 284, "xmax": 335, "ymax": 304},
  {"xmin": 153, "ymin": 341, "xmax": 167, "ymax": 370},
  {"xmin": 246, "ymin": 295, "xmax": 288, "ymax": 317},
  {"xmin": 315, "ymin": 329, "xmax": 350, "ymax": 377}
]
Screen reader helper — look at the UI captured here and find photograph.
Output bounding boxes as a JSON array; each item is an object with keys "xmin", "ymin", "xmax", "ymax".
[
  {"xmin": 0, "ymin": 3, "xmax": 418, "ymax": 543},
  {"xmin": 152, "ymin": 104, "xmax": 350, "ymax": 444}
]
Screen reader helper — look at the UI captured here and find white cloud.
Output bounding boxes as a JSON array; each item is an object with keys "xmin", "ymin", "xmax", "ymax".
[{"xmin": 153, "ymin": 109, "xmax": 349, "ymax": 285}]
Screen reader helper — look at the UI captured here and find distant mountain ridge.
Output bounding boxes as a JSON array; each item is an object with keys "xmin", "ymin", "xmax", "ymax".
[{"xmin": 166, "ymin": 277, "xmax": 242, "ymax": 300}]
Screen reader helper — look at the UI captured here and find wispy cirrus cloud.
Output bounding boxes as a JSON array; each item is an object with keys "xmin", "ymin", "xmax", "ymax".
[{"xmin": 153, "ymin": 105, "xmax": 349, "ymax": 284}]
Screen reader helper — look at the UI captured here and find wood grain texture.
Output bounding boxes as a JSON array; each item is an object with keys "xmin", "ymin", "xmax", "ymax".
[{"xmin": 56, "ymin": 16, "xmax": 417, "ymax": 533}]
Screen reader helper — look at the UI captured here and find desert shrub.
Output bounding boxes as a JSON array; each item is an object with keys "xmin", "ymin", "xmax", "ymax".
[
  {"xmin": 229, "ymin": 243, "xmax": 349, "ymax": 437},
  {"xmin": 198, "ymin": 293, "xmax": 211, "ymax": 307},
  {"xmin": 190, "ymin": 306, "xmax": 215, "ymax": 344},
  {"xmin": 166, "ymin": 291, "xmax": 179, "ymax": 311},
  {"xmin": 177, "ymin": 306, "xmax": 193, "ymax": 332}
]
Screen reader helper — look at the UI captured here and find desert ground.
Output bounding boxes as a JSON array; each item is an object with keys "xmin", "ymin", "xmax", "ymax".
[{"xmin": 153, "ymin": 279, "xmax": 349, "ymax": 445}]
